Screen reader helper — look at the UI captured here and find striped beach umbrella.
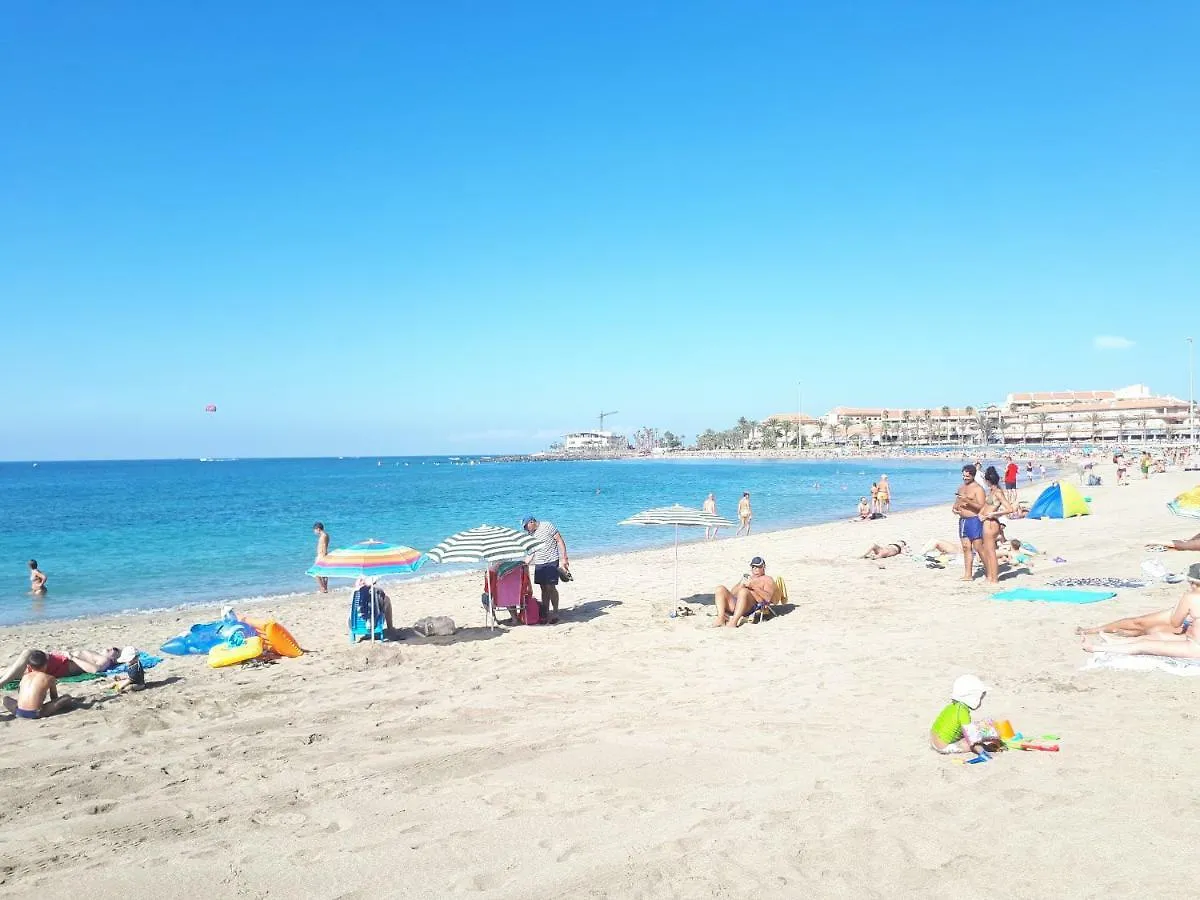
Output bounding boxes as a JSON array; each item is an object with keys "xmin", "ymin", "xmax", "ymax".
[
  {"xmin": 426, "ymin": 525, "xmax": 539, "ymax": 630},
  {"xmin": 425, "ymin": 525, "xmax": 538, "ymax": 564},
  {"xmin": 620, "ymin": 505, "xmax": 735, "ymax": 602},
  {"xmin": 306, "ymin": 539, "xmax": 426, "ymax": 579}
]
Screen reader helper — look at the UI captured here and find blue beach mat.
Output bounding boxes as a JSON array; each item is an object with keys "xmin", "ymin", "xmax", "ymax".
[{"xmin": 991, "ymin": 588, "xmax": 1116, "ymax": 604}]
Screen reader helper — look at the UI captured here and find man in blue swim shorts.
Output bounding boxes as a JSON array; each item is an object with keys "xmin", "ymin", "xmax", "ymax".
[{"xmin": 953, "ymin": 464, "xmax": 987, "ymax": 582}]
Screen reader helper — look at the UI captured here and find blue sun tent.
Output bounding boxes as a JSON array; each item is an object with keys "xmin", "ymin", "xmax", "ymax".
[{"xmin": 1028, "ymin": 481, "xmax": 1090, "ymax": 519}]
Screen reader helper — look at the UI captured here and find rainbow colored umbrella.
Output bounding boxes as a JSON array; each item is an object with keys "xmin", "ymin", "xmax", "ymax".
[
  {"xmin": 1168, "ymin": 486, "xmax": 1200, "ymax": 520},
  {"xmin": 306, "ymin": 539, "xmax": 426, "ymax": 580}
]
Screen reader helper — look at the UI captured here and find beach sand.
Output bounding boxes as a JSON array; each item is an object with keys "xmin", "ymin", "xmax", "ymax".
[{"xmin": 2, "ymin": 467, "xmax": 1198, "ymax": 898}]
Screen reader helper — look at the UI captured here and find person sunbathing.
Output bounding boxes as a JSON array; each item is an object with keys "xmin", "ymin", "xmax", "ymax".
[
  {"xmin": 0, "ymin": 646, "xmax": 122, "ymax": 687},
  {"xmin": 3, "ymin": 650, "xmax": 75, "ymax": 720},
  {"xmin": 1081, "ymin": 565, "xmax": 1200, "ymax": 657},
  {"xmin": 862, "ymin": 540, "xmax": 908, "ymax": 559},
  {"xmin": 713, "ymin": 556, "xmax": 776, "ymax": 627},
  {"xmin": 1146, "ymin": 532, "xmax": 1200, "ymax": 552}
]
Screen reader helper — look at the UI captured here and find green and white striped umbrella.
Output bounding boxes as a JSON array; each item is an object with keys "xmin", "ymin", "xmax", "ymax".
[
  {"xmin": 425, "ymin": 524, "xmax": 538, "ymax": 564},
  {"xmin": 620, "ymin": 505, "xmax": 734, "ymax": 602}
]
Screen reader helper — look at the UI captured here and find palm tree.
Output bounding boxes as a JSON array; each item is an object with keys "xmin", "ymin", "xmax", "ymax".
[
  {"xmin": 976, "ymin": 412, "xmax": 989, "ymax": 447},
  {"xmin": 1036, "ymin": 412, "xmax": 1048, "ymax": 444},
  {"xmin": 964, "ymin": 406, "xmax": 975, "ymax": 447},
  {"xmin": 1021, "ymin": 419, "xmax": 1030, "ymax": 444},
  {"xmin": 1064, "ymin": 421, "xmax": 1076, "ymax": 444},
  {"xmin": 880, "ymin": 410, "xmax": 890, "ymax": 445},
  {"xmin": 1089, "ymin": 413, "xmax": 1101, "ymax": 443},
  {"xmin": 922, "ymin": 410, "xmax": 933, "ymax": 445},
  {"xmin": 899, "ymin": 410, "xmax": 909, "ymax": 446},
  {"xmin": 1115, "ymin": 413, "xmax": 1128, "ymax": 443},
  {"xmin": 1137, "ymin": 412, "xmax": 1149, "ymax": 442},
  {"xmin": 995, "ymin": 410, "xmax": 1006, "ymax": 445}
]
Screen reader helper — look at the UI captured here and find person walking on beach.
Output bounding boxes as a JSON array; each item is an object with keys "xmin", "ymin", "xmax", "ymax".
[
  {"xmin": 522, "ymin": 515, "xmax": 569, "ymax": 624},
  {"xmin": 953, "ymin": 464, "xmax": 987, "ymax": 582},
  {"xmin": 312, "ymin": 522, "xmax": 330, "ymax": 593},
  {"xmin": 703, "ymin": 493, "xmax": 720, "ymax": 540},
  {"xmin": 736, "ymin": 492, "xmax": 753, "ymax": 536},
  {"xmin": 28, "ymin": 560, "xmax": 46, "ymax": 595},
  {"xmin": 1004, "ymin": 456, "xmax": 1019, "ymax": 499}
]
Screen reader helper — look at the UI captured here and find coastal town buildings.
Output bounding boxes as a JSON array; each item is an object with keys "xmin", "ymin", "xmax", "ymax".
[
  {"xmin": 763, "ymin": 384, "xmax": 1194, "ymax": 447},
  {"xmin": 562, "ymin": 430, "xmax": 627, "ymax": 452}
]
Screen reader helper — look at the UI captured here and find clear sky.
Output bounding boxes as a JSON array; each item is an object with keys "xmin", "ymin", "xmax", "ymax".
[{"xmin": 2, "ymin": 1, "xmax": 1197, "ymax": 460}]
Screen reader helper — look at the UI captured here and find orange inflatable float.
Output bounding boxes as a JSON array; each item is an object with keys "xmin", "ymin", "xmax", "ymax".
[{"xmin": 241, "ymin": 617, "xmax": 304, "ymax": 658}]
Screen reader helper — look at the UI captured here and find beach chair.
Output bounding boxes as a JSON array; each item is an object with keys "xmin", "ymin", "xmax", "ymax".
[
  {"xmin": 482, "ymin": 561, "xmax": 537, "ymax": 628},
  {"xmin": 747, "ymin": 576, "xmax": 789, "ymax": 625},
  {"xmin": 349, "ymin": 584, "xmax": 387, "ymax": 643}
]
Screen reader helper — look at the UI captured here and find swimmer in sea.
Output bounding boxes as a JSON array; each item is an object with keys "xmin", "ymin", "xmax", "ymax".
[{"xmin": 28, "ymin": 560, "xmax": 46, "ymax": 595}]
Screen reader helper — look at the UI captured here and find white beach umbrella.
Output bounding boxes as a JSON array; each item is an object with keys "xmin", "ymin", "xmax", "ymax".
[{"xmin": 619, "ymin": 504, "xmax": 735, "ymax": 602}]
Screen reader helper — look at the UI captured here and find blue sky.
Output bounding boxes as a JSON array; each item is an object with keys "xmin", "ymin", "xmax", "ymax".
[{"xmin": 2, "ymin": 1, "xmax": 1197, "ymax": 459}]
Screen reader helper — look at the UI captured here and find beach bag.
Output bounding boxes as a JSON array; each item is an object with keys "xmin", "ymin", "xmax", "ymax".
[{"xmin": 413, "ymin": 616, "xmax": 456, "ymax": 637}]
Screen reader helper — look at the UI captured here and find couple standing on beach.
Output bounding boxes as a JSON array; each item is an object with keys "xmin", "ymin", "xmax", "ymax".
[
  {"xmin": 703, "ymin": 492, "xmax": 753, "ymax": 540},
  {"xmin": 953, "ymin": 463, "xmax": 1013, "ymax": 583}
]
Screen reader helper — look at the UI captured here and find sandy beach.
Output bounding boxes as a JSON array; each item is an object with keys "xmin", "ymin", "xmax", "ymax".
[{"xmin": 2, "ymin": 466, "xmax": 1199, "ymax": 898}]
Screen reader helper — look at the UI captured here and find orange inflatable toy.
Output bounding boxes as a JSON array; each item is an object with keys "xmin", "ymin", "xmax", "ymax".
[{"xmin": 241, "ymin": 617, "xmax": 304, "ymax": 658}]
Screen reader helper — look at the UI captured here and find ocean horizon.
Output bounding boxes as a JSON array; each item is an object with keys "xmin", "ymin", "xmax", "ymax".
[{"xmin": 2, "ymin": 455, "xmax": 1020, "ymax": 626}]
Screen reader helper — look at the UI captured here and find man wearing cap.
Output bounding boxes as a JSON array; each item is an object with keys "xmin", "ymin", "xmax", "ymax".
[
  {"xmin": 522, "ymin": 516, "xmax": 569, "ymax": 624},
  {"xmin": 713, "ymin": 556, "xmax": 777, "ymax": 627}
]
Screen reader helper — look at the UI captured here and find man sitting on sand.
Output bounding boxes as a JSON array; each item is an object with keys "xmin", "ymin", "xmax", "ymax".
[
  {"xmin": 3, "ymin": 650, "xmax": 75, "ymax": 720},
  {"xmin": 713, "ymin": 556, "xmax": 776, "ymax": 628},
  {"xmin": 862, "ymin": 540, "xmax": 908, "ymax": 559},
  {"xmin": 1081, "ymin": 564, "xmax": 1200, "ymax": 658},
  {"xmin": 0, "ymin": 646, "xmax": 124, "ymax": 687}
]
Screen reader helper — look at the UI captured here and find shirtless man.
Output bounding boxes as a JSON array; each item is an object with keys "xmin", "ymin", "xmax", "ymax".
[
  {"xmin": 3, "ymin": 650, "xmax": 75, "ymax": 720},
  {"xmin": 1081, "ymin": 565, "xmax": 1200, "ymax": 657},
  {"xmin": 0, "ymin": 646, "xmax": 120, "ymax": 686},
  {"xmin": 703, "ymin": 493, "xmax": 720, "ymax": 540},
  {"xmin": 952, "ymin": 465, "xmax": 987, "ymax": 582},
  {"xmin": 713, "ymin": 556, "xmax": 776, "ymax": 627},
  {"xmin": 28, "ymin": 559, "xmax": 47, "ymax": 594},
  {"xmin": 736, "ymin": 492, "xmax": 752, "ymax": 537},
  {"xmin": 313, "ymin": 522, "xmax": 330, "ymax": 593}
]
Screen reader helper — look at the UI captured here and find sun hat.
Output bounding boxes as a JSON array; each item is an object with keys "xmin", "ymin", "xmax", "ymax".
[
  {"xmin": 951, "ymin": 674, "xmax": 988, "ymax": 707},
  {"xmin": 117, "ymin": 647, "xmax": 138, "ymax": 665}
]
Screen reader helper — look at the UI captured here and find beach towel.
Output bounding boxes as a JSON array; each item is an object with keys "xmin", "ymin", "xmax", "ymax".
[
  {"xmin": 1083, "ymin": 653, "xmax": 1200, "ymax": 677},
  {"xmin": 990, "ymin": 588, "xmax": 1116, "ymax": 604},
  {"xmin": 1047, "ymin": 578, "xmax": 1148, "ymax": 590},
  {"xmin": 2, "ymin": 652, "xmax": 162, "ymax": 692}
]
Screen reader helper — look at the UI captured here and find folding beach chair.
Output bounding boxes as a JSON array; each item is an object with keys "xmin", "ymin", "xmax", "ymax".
[
  {"xmin": 482, "ymin": 561, "xmax": 538, "ymax": 628},
  {"xmin": 348, "ymin": 584, "xmax": 387, "ymax": 643},
  {"xmin": 747, "ymin": 576, "xmax": 789, "ymax": 625}
]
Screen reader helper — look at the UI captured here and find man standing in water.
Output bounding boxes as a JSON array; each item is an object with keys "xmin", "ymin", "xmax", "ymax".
[
  {"xmin": 736, "ymin": 492, "xmax": 753, "ymax": 536},
  {"xmin": 312, "ymin": 522, "xmax": 330, "ymax": 593},
  {"xmin": 952, "ymin": 465, "xmax": 987, "ymax": 582},
  {"xmin": 522, "ymin": 515, "xmax": 570, "ymax": 624}
]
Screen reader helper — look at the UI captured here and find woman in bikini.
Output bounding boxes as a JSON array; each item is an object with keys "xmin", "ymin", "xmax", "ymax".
[
  {"xmin": 876, "ymin": 475, "xmax": 891, "ymax": 514},
  {"xmin": 1081, "ymin": 568, "xmax": 1200, "ymax": 657},
  {"xmin": 978, "ymin": 466, "xmax": 1015, "ymax": 584},
  {"xmin": 862, "ymin": 540, "xmax": 907, "ymax": 559}
]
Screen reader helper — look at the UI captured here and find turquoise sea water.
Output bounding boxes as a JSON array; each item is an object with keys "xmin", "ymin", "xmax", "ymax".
[{"xmin": 1, "ymin": 456, "xmax": 983, "ymax": 625}]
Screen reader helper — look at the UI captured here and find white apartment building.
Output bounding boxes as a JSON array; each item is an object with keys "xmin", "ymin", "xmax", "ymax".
[{"xmin": 562, "ymin": 431, "xmax": 626, "ymax": 452}]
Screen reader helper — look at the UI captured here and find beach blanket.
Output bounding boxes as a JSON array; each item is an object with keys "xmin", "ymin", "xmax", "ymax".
[
  {"xmin": 1047, "ymin": 578, "xmax": 1148, "ymax": 590},
  {"xmin": 1083, "ymin": 653, "xmax": 1200, "ymax": 677},
  {"xmin": 2, "ymin": 652, "xmax": 162, "ymax": 692},
  {"xmin": 990, "ymin": 588, "xmax": 1116, "ymax": 604}
]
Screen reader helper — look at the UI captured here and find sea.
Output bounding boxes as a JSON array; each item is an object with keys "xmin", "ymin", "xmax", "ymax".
[{"xmin": 0, "ymin": 455, "xmax": 985, "ymax": 626}]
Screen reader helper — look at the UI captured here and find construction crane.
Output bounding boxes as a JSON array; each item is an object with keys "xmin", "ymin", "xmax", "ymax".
[{"xmin": 598, "ymin": 410, "xmax": 619, "ymax": 432}]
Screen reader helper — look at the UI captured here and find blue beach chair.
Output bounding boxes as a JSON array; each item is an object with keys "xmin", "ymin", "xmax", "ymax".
[{"xmin": 349, "ymin": 584, "xmax": 387, "ymax": 643}]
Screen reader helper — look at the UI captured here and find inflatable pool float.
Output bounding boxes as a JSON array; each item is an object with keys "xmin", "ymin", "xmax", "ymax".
[
  {"xmin": 208, "ymin": 635, "xmax": 264, "ymax": 668},
  {"xmin": 241, "ymin": 617, "xmax": 303, "ymax": 657},
  {"xmin": 162, "ymin": 619, "xmax": 253, "ymax": 655}
]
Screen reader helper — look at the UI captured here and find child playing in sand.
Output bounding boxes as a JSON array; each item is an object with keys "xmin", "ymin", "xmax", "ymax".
[{"xmin": 929, "ymin": 675, "xmax": 1004, "ymax": 754}]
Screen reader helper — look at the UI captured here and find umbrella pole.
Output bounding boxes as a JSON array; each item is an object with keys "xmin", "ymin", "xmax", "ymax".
[{"xmin": 674, "ymin": 524, "xmax": 679, "ymax": 603}]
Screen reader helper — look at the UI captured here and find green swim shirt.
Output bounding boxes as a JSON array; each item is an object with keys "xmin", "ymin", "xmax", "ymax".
[{"xmin": 930, "ymin": 701, "xmax": 971, "ymax": 746}]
